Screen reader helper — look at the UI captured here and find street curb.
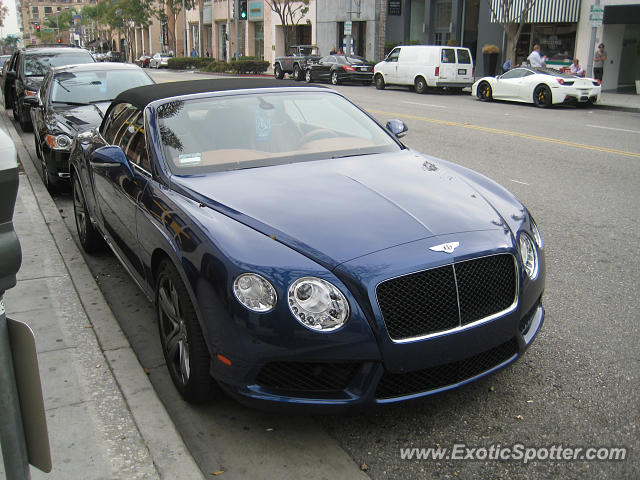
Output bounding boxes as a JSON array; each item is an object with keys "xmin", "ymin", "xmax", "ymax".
[
  {"xmin": 2, "ymin": 112, "xmax": 205, "ymax": 480},
  {"xmin": 592, "ymin": 103, "xmax": 640, "ymax": 114}
]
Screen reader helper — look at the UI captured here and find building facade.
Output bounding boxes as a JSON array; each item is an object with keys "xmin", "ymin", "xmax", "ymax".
[{"xmin": 575, "ymin": 0, "xmax": 640, "ymax": 91}]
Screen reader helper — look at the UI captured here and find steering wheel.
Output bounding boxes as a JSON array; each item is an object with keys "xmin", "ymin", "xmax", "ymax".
[{"xmin": 300, "ymin": 128, "xmax": 338, "ymax": 144}]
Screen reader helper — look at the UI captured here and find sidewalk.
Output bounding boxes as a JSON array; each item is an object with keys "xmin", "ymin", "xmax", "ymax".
[
  {"xmin": 597, "ymin": 90, "xmax": 640, "ymax": 113},
  {"xmin": 0, "ymin": 112, "xmax": 204, "ymax": 479}
]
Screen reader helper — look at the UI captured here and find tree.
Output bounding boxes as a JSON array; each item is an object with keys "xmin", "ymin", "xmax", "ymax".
[
  {"xmin": 46, "ymin": 8, "xmax": 77, "ymax": 32},
  {"xmin": 197, "ymin": 0, "xmax": 204, "ymax": 56},
  {"xmin": 0, "ymin": 1, "xmax": 8, "ymax": 27},
  {"xmin": 163, "ymin": 0, "xmax": 195, "ymax": 56},
  {"xmin": 486, "ymin": 0, "xmax": 537, "ymax": 65},
  {"xmin": 264, "ymin": 0, "xmax": 310, "ymax": 55}
]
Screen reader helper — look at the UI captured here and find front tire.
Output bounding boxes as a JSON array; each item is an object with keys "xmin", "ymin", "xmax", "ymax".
[
  {"xmin": 414, "ymin": 76, "xmax": 427, "ymax": 94},
  {"xmin": 477, "ymin": 81, "xmax": 493, "ymax": 101},
  {"xmin": 274, "ymin": 63, "xmax": 284, "ymax": 79},
  {"xmin": 533, "ymin": 84, "xmax": 552, "ymax": 108},
  {"xmin": 375, "ymin": 74, "xmax": 385, "ymax": 90},
  {"xmin": 293, "ymin": 64, "xmax": 302, "ymax": 81},
  {"xmin": 73, "ymin": 174, "xmax": 105, "ymax": 253},
  {"xmin": 331, "ymin": 71, "xmax": 340, "ymax": 85},
  {"xmin": 156, "ymin": 259, "xmax": 218, "ymax": 403}
]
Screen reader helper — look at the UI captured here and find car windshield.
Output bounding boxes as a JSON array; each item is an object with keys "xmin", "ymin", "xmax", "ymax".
[
  {"xmin": 51, "ymin": 69, "xmax": 153, "ymax": 104},
  {"xmin": 157, "ymin": 91, "xmax": 401, "ymax": 175},
  {"xmin": 24, "ymin": 52, "xmax": 95, "ymax": 77},
  {"xmin": 295, "ymin": 46, "xmax": 318, "ymax": 56}
]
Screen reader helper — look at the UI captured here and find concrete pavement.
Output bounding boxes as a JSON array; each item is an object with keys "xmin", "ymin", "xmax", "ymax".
[{"xmin": 0, "ymin": 111, "xmax": 204, "ymax": 479}]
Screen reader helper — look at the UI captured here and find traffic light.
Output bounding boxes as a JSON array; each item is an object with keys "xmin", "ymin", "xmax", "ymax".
[
  {"xmin": 240, "ymin": 0, "xmax": 247, "ymax": 19},
  {"xmin": 35, "ymin": 23, "xmax": 40, "ymax": 32},
  {"xmin": 57, "ymin": 37, "xmax": 62, "ymax": 44}
]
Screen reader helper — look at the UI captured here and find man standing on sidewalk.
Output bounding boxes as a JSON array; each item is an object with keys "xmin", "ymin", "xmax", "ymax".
[{"xmin": 593, "ymin": 43, "xmax": 607, "ymax": 82}]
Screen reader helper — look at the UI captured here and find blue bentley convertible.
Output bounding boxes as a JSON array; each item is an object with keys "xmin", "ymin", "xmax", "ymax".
[{"xmin": 69, "ymin": 79, "xmax": 545, "ymax": 409}]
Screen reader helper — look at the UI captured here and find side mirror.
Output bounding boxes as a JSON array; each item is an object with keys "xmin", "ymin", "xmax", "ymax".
[
  {"xmin": 386, "ymin": 119, "xmax": 408, "ymax": 139},
  {"xmin": 90, "ymin": 145, "xmax": 134, "ymax": 179}
]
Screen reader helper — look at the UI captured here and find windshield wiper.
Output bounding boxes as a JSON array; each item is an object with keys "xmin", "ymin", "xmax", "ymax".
[
  {"xmin": 53, "ymin": 101, "xmax": 89, "ymax": 106},
  {"xmin": 90, "ymin": 104, "xmax": 104, "ymax": 120},
  {"xmin": 331, "ymin": 152, "xmax": 377, "ymax": 159},
  {"xmin": 88, "ymin": 99, "xmax": 113, "ymax": 104}
]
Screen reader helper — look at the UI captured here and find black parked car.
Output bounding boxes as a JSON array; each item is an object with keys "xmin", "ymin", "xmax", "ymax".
[
  {"xmin": 305, "ymin": 54, "xmax": 374, "ymax": 86},
  {"xmin": 2, "ymin": 46, "xmax": 95, "ymax": 131},
  {"xmin": 31, "ymin": 62, "xmax": 153, "ymax": 192}
]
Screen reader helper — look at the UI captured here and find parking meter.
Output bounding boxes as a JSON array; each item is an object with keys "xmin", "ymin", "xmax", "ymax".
[{"xmin": 0, "ymin": 127, "xmax": 51, "ymax": 478}]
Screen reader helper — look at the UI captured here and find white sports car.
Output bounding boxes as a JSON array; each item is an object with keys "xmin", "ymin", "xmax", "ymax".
[{"xmin": 472, "ymin": 67, "xmax": 601, "ymax": 107}]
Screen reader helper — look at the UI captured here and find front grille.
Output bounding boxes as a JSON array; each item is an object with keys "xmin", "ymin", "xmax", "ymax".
[
  {"xmin": 255, "ymin": 362, "xmax": 360, "ymax": 392},
  {"xmin": 377, "ymin": 254, "xmax": 516, "ymax": 340},
  {"xmin": 375, "ymin": 338, "xmax": 518, "ymax": 399}
]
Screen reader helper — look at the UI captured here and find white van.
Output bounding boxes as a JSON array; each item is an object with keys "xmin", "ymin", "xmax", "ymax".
[{"xmin": 373, "ymin": 45, "xmax": 474, "ymax": 93}]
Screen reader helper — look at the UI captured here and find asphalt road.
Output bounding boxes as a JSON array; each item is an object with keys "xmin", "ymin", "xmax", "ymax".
[{"xmin": 9, "ymin": 68, "xmax": 640, "ymax": 479}]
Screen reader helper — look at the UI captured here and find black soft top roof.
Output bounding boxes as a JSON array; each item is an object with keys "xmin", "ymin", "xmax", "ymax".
[{"xmin": 112, "ymin": 78, "xmax": 324, "ymax": 110}]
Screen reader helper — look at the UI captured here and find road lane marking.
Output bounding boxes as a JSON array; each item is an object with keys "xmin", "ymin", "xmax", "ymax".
[
  {"xmin": 585, "ymin": 124, "xmax": 640, "ymax": 134},
  {"xmin": 510, "ymin": 179, "xmax": 530, "ymax": 185},
  {"xmin": 369, "ymin": 109, "xmax": 640, "ymax": 159},
  {"xmin": 401, "ymin": 101, "xmax": 446, "ymax": 108}
]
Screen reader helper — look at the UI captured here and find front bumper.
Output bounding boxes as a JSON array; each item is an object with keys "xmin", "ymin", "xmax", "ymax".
[
  {"xmin": 44, "ymin": 147, "xmax": 71, "ymax": 186},
  {"xmin": 210, "ymin": 230, "xmax": 545, "ymax": 412},
  {"xmin": 224, "ymin": 301, "xmax": 543, "ymax": 412}
]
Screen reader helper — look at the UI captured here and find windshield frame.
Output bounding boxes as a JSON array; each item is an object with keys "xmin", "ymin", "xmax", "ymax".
[{"xmin": 148, "ymin": 88, "xmax": 404, "ymax": 176}]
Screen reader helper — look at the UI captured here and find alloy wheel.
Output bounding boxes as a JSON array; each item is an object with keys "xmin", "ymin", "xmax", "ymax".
[{"xmin": 158, "ymin": 276, "xmax": 191, "ymax": 386}]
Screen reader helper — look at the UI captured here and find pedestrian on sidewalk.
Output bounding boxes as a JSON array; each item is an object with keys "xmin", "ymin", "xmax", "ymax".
[
  {"xmin": 527, "ymin": 45, "xmax": 546, "ymax": 68},
  {"xmin": 190, "ymin": 48, "xmax": 198, "ymax": 58},
  {"xmin": 593, "ymin": 43, "xmax": 607, "ymax": 82}
]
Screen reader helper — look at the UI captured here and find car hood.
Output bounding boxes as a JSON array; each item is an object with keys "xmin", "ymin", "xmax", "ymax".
[
  {"xmin": 171, "ymin": 150, "xmax": 514, "ymax": 270},
  {"xmin": 50, "ymin": 102, "xmax": 109, "ymax": 134}
]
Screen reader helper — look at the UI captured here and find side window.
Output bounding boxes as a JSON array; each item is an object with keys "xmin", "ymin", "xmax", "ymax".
[
  {"xmin": 386, "ymin": 48, "xmax": 400, "ymax": 62},
  {"xmin": 441, "ymin": 49, "xmax": 456, "ymax": 64},
  {"xmin": 102, "ymin": 103, "xmax": 137, "ymax": 144},
  {"xmin": 501, "ymin": 69, "xmax": 525, "ymax": 79},
  {"xmin": 456, "ymin": 49, "xmax": 471, "ymax": 64},
  {"xmin": 118, "ymin": 111, "xmax": 150, "ymax": 172}
]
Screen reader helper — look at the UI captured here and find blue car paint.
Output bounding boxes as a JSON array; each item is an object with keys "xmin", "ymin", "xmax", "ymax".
[{"xmin": 69, "ymin": 86, "xmax": 545, "ymax": 410}]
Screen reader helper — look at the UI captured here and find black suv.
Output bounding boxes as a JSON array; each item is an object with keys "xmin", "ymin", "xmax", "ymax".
[{"xmin": 2, "ymin": 46, "xmax": 95, "ymax": 131}]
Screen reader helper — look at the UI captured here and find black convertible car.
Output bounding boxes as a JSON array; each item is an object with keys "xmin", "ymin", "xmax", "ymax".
[{"xmin": 31, "ymin": 62, "xmax": 153, "ymax": 192}]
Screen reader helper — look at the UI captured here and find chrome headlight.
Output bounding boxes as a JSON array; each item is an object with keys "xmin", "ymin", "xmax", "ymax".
[
  {"xmin": 233, "ymin": 273, "xmax": 277, "ymax": 312},
  {"xmin": 45, "ymin": 134, "xmax": 72, "ymax": 151},
  {"xmin": 288, "ymin": 277, "xmax": 349, "ymax": 332},
  {"xmin": 530, "ymin": 218, "xmax": 543, "ymax": 249},
  {"xmin": 519, "ymin": 232, "xmax": 539, "ymax": 280}
]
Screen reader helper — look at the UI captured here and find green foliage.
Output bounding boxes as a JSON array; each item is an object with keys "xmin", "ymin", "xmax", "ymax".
[
  {"xmin": 167, "ymin": 57, "xmax": 214, "ymax": 69},
  {"xmin": 168, "ymin": 57, "xmax": 269, "ymax": 74},
  {"xmin": 45, "ymin": 8, "xmax": 78, "ymax": 31}
]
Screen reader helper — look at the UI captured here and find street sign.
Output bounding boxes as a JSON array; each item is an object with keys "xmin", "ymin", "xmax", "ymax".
[
  {"xmin": 43, "ymin": 28, "xmax": 53, "ymax": 33},
  {"xmin": 344, "ymin": 21, "xmax": 352, "ymax": 36},
  {"xmin": 589, "ymin": 5, "xmax": 604, "ymax": 27}
]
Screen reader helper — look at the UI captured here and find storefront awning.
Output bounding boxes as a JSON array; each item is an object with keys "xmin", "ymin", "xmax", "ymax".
[{"xmin": 490, "ymin": 0, "xmax": 580, "ymax": 23}]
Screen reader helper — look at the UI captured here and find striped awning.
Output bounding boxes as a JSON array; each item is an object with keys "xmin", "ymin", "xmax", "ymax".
[{"xmin": 490, "ymin": 0, "xmax": 581, "ymax": 23}]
